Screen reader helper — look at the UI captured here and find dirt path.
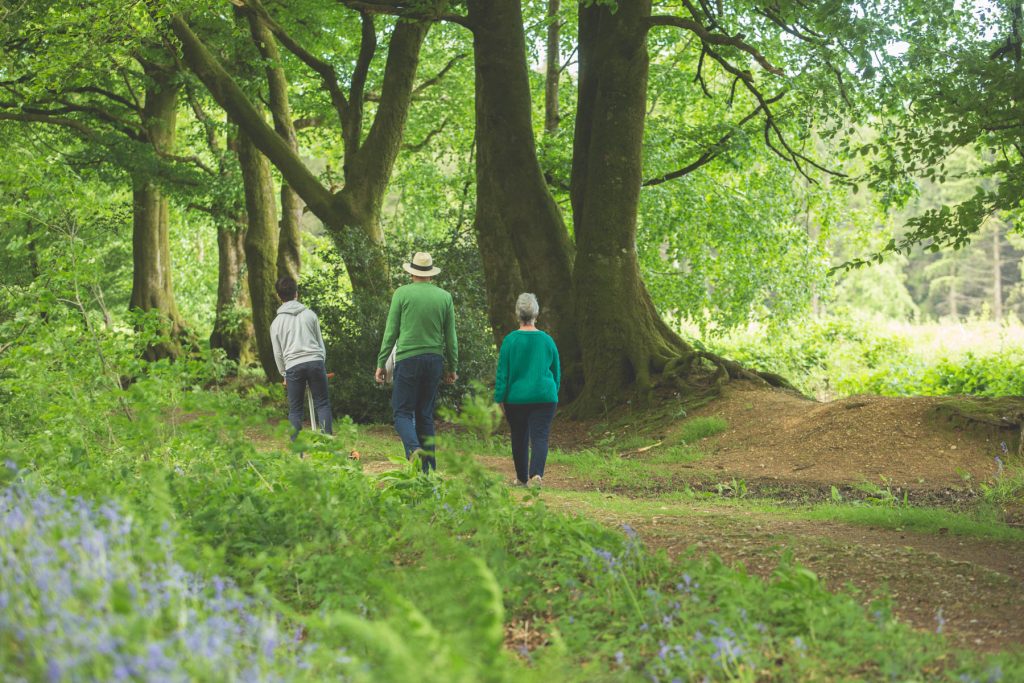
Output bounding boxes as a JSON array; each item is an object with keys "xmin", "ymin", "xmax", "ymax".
[
  {"xmin": 280, "ymin": 383, "xmax": 1024, "ymax": 652},
  {"xmin": 472, "ymin": 455, "xmax": 1024, "ymax": 652},
  {"xmin": 689, "ymin": 383, "xmax": 1020, "ymax": 491}
]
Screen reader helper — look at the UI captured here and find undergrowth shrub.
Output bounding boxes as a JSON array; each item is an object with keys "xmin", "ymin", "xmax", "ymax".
[
  {"xmin": 302, "ymin": 234, "xmax": 496, "ymax": 424},
  {"xmin": 3, "ymin": 310, "xmax": 1023, "ymax": 681},
  {"xmin": 708, "ymin": 316, "xmax": 1024, "ymax": 399}
]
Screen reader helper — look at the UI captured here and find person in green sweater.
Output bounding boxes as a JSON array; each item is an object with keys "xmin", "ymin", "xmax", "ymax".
[
  {"xmin": 494, "ymin": 293, "xmax": 560, "ymax": 487},
  {"xmin": 375, "ymin": 252, "xmax": 458, "ymax": 473}
]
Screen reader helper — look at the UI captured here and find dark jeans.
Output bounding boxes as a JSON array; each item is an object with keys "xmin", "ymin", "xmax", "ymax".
[
  {"xmin": 286, "ymin": 359, "xmax": 332, "ymax": 440},
  {"xmin": 505, "ymin": 402, "xmax": 557, "ymax": 482},
  {"xmin": 391, "ymin": 353, "xmax": 444, "ymax": 473}
]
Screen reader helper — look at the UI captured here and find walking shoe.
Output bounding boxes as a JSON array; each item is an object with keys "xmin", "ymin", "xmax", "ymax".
[
  {"xmin": 510, "ymin": 478, "xmax": 527, "ymax": 487},
  {"xmin": 530, "ymin": 475, "xmax": 543, "ymax": 487}
]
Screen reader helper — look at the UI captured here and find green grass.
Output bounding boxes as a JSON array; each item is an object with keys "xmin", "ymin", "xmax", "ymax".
[
  {"xmin": 797, "ymin": 503, "xmax": 1024, "ymax": 542},
  {"xmin": 671, "ymin": 415, "xmax": 729, "ymax": 444},
  {"xmin": 544, "ymin": 488, "xmax": 1024, "ymax": 543}
]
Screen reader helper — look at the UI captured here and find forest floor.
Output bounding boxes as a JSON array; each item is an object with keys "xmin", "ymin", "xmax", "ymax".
[{"xmin": 265, "ymin": 381, "xmax": 1024, "ymax": 653}]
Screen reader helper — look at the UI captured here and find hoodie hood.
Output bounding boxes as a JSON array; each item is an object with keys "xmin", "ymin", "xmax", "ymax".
[{"xmin": 276, "ymin": 300, "xmax": 308, "ymax": 316}]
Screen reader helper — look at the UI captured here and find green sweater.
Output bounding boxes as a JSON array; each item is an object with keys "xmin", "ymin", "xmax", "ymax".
[
  {"xmin": 376, "ymin": 282, "xmax": 458, "ymax": 369},
  {"xmin": 494, "ymin": 330, "xmax": 560, "ymax": 404}
]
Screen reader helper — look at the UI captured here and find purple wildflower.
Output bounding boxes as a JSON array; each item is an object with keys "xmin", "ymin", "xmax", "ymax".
[{"xmin": 711, "ymin": 636, "xmax": 743, "ymax": 663}]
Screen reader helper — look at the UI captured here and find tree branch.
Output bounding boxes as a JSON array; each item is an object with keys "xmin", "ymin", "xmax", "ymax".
[
  {"xmin": 344, "ymin": 18, "xmax": 430, "ymax": 192},
  {"xmin": 0, "ymin": 110, "xmax": 98, "ymax": 137},
  {"xmin": 700, "ymin": 43, "xmax": 844, "ymax": 181},
  {"xmin": 336, "ymin": 0, "xmax": 472, "ymax": 28},
  {"xmin": 412, "ymin": 52, "xmax": 467, "ymax": 96},
  {"xmin": 169, "ymin": 14, "xmax": 337, "ymax": 219},
  {"xmin": 403, "ymin": 116, "xmax": 448, "ymax": 152},
  {"xmin": 642, "ymin": 101, "xmax": 769, "ymax": 186},
  {"xmin": 66, "ymin": 85, "xmax": 141, "ymax": 113},
  {"xmin": 345, "ymin": 11, "xmax": 377, "ymax": 154},
  {"xmin": 648, "ymin": 14, "xmax": 785, "ymax": 76},
  {"xmin": 242, "ymin": 0, "xmax": 349, "ymax": 127}
]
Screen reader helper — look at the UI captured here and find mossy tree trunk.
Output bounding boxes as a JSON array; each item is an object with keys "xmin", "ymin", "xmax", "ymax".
[
  {"xmin": 171, "ymin": 12, "xmax": 428, "ymax": 322},
  {"xmin": 567, "ymin": 0, "xmax": 694, "ymax": 413},
  {"xmin": 466, "ymin": 0, "xmax": 581, "ymax": 395},
  {"xmin": 129, "ymin": 65, "xmax": 190, "ymax": 361},
  {"xmin": 247, "ymin": 12, "xmax": 302, "ymax": 282},
  {"xmin": 209, "ymin": 219, "xmax": 255, "ymax": 364},
  {"xmin": 237, "ymin": 132, "xmax": 282, "ymax": 382}
]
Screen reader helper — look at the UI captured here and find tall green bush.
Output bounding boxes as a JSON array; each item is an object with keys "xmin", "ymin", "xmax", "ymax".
[{"xmin": 301, "ymin": 234, "xmax": 496, "ymax": 424}]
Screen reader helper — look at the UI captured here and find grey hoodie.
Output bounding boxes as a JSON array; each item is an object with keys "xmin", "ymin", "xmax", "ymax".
[{"xmin": 269, "ymin": 300, "xmax": 327, "ymax": 374}]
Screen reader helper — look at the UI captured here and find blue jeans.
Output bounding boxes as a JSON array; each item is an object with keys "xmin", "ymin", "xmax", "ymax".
[
  {"xmin": 391, "ymin": 353, "xmax": 444, "ymax": 472},
  {"xmin": 286, "ymin": 360, "xmax": 332, "ymax": 440},
  {"xmin": 505, "ymin": 402, "xmax": 557, "ymax": 482}
]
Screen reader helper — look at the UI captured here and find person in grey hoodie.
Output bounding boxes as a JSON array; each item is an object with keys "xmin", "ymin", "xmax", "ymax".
[{"xmin": 270, "ymin": 276, "xmax": 333, "ymax": 439}]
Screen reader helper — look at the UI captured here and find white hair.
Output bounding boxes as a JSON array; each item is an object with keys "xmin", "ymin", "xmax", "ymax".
[{"xmin": 516, "ymin": 292, "xmax": 539, "ymax": 324}]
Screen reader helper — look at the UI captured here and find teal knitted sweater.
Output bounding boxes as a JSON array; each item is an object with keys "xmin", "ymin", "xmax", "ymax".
[{"xmin": 493, "ymin": 330, "xmax": 560, "ymax": 404}]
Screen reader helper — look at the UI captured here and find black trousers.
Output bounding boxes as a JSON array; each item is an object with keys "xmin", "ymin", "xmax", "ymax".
[{"xmin": 505, "ymin": 402, "xmax": 557, "ymax": 482}]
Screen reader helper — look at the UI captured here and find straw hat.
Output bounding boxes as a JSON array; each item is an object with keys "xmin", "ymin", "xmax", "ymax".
[{"xmin": 403, "ymin": 251, "xmax": 441, "ymax": 277}]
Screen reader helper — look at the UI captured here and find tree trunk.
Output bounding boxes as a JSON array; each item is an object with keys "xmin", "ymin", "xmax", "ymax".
[
  {"xmin": 237, "ymin": 132, "xmax": 282, "ymax": 381},
  {"xmin": 171, "ymin": 14, "xmax": 424, "ymax": 318},
  {"xmin": 209, "ymin": 221, "xmax": 255, "ymax": 364},
  {"xmin": 466, "ymin": 0, "xmax": 580, "ymax": 393},
  {"xmin": 128, "ymin": 65, "xmax": 189, "ymax": 361},
  {"xmin": 247, "ymin": 12, "xmax": 302, "ymax": 281},
  {"xmin": 544, "ymin": 0, "xmax": 561, "ymax": 135},
  {"xmin": 948, "ymin": 267, "xmax": 959, "ymax": 320},
  {"xmin": 568, "ymin": 0, "xmax": 696, "ymax": 413},
  {"xmin": 993, "ymin": 222, "xmax": 1003, "ymax": 322}
]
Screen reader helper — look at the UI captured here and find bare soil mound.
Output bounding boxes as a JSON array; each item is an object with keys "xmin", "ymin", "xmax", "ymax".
[{"xmin": 690, "ymin": 382, "xmax": 1022, "ymax": 492}]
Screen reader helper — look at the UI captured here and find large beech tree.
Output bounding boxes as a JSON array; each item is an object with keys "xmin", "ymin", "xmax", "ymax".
[
  {"xmin": 0, "ymin": 47, "xmax": 196, "ymax": 359},
  {"xmin": 453, "ymin": 0, "xmax": 801, "ymax": 411},
  {"xmin": 168, "ymin": 1, "xmax": 440, "ymax": 316},
  {"xmin": 351, "ymin": 0, "xmax": 957, "ymax": 413}
]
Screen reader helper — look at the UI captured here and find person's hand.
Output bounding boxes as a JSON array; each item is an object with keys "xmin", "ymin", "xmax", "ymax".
[
  {"xmin": 281, "ymin": 379, "xmax": 287, "ymax": 387},
  {"xmin": 444, "ymin": 371, "xmax": 458, "ymax": 385},
  {"xmin": 498, "ymin": 402, "xmax": 506, "ymax": 417},
  {"xmin": 375, "ymin": 367, "xmax": 385, "ymax": 384}
]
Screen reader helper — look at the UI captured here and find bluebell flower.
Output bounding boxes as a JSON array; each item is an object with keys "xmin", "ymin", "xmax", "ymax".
[{"xmin": 711, "ymin": 636, "xmax": 743, "ymax": 663}]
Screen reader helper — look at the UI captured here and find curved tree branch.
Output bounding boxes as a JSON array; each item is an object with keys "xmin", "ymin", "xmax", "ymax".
[
  {"xmin": 241, "ymin": 0, "xmax": 349, "ymax": 127},
  {"xmin": 648, "ymin": 14, "xmax": 784, "ymax": 76},
  {"xmin": 642, "ymin": 99, "xmax": 774, "ymax": 186},
  {"xmin": 169, "ymin": 14, "xmax": 336, "ymax": 219}
]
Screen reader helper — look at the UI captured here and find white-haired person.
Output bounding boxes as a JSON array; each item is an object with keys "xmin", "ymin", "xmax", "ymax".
[{"xmin": 494, "ymin": 293, "xmax": 560, "ymax": 486}]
